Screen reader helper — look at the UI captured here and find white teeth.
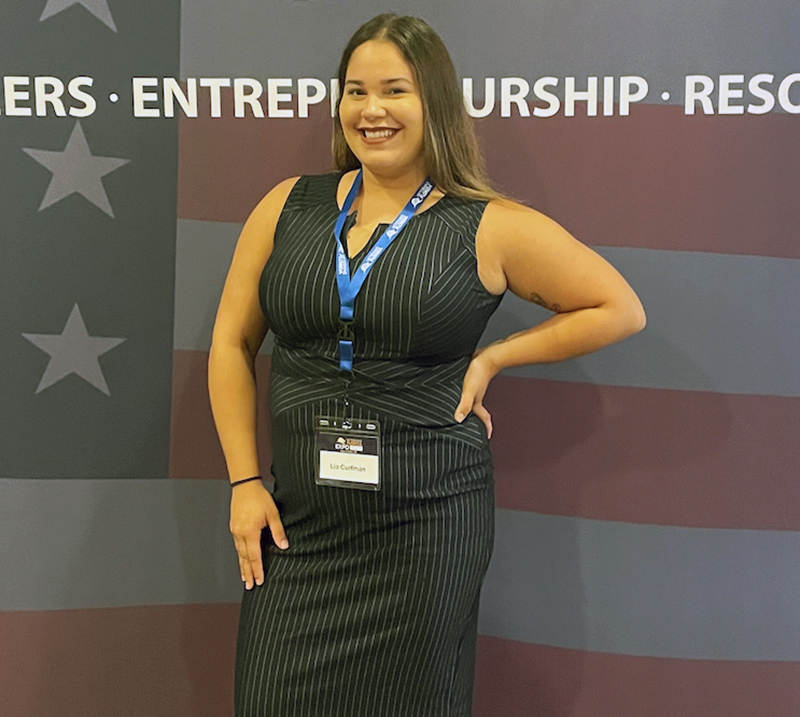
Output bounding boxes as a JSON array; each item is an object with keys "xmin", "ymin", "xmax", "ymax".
[{"xmin": 363, "ymin": 129, "xmax": 396, "ymax": 139}]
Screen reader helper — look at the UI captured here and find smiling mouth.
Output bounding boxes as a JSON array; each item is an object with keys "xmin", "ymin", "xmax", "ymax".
[{"xmin": 360, "ymin": 128, "xmax": 399, "ymax": 139}]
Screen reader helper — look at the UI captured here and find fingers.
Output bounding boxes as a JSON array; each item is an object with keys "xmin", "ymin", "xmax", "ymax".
[
  {"xmin": 233, "ymin": 533, "xmax": 263, "ymax": 590},
  {"xmin": 472, "ymin": 402, "xmax": 493, "ymax": 439},
  {"xmin": 455, "ymin": 398, "xmax": 493, "ymax": 437},
  {"xmin": 455, "ymin": 355, "xmax": 494, "ymax": 437},
  {"xmin": 245, "ymin": 533, "xmax": 265, "ymax": 588},
  {"xmin": 455, "ymin": 351, "xmax": 493, "ymax": 425},
  {"xmin": 233, "ymin": 534, "xmax": 260, "ymax": 591},
  {"xmin": 266, "ymin": 505, "xmax": 289, "ymax": 551},
  {"xmin": 234, "ymin": 519, "xmax": 289, "ymax": 590},
  {"xmin": 454, "ymin": 384, "xmax": 494, "ymax": 438},
  {"xmin": 454, "ymin": 395, "xmax": 472, "ymax": 424}
]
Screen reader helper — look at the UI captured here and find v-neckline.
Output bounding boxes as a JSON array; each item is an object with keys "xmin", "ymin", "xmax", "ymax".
[
  {"xmin": 334, "ymin": 173, "xmax": 448, "ymax": 260},
  {"xmin": 342, "ymin": 212, "xmax": 388, "ymax": 262}
]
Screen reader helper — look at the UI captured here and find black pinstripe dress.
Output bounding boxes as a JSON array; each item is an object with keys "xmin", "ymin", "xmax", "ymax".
[{"xmin": 236, "ymin": 173, "xmax": 502, "ymax": 717}]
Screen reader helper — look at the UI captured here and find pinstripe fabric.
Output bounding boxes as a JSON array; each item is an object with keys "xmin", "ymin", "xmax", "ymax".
[{"xmin": 236, "ymin": 174, "xmax": 502, "ymax": 716}]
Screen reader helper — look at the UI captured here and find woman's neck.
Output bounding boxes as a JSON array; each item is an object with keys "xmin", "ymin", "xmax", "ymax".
[{"xmin": 355, "ymin": 166, "xmax": 429, "ymax": 224}]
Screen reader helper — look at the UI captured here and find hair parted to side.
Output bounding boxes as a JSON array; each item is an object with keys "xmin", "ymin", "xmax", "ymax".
[{"xmin": 333, "ymin": 13, "xmax": 497, "ymax": 201}]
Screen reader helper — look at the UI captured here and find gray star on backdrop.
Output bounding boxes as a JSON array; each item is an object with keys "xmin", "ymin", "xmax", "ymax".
[
  {"xmin": 40, "ymin": 0, "xmax": 118, "ymax": 32},
  {"xmin": 22, "ymin": 304, "xmax": 126, "ymax": 395},
  {"xmin": 23, "ymin": 121, "xmax": 130, "ymax": 217}
]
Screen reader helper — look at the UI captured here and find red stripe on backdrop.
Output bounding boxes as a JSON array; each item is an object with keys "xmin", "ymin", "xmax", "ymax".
[
  {"xmin": 0, "ymin": 603, "xmax": 238, "ymax": 717},
  {"xmin": 3, "ymin": 605, "xmax": 797, "ymax": 716},
  {"xmin": 473, "ymin": 635, "xmax": 800, "ymax": 717},
  {"xmin": 170, "ymin": 350, "xmax": 273, "ymax": 479},
  {"xmin": 171, "ymin": 350, "xmax": 800, "ymax": 530},
  {"xmin": 487, "ymin": 375, "xmax": 800, "ymax": 530},
  {"xmin": 178, "ymin": 98, "xmax": 800, "ymax": 258},
  {"xmin": 483, "ymin": 106, "xmax": 800, "ymax": 259},
  {"xmin": 177, "ymin": 103, "xmax": 332, "ymax": 223}
]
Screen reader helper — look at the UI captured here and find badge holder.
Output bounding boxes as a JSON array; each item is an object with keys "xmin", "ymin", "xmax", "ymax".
[{"xmin": 316, "ymin": 416, "xmax": 381, "ymax": 491}]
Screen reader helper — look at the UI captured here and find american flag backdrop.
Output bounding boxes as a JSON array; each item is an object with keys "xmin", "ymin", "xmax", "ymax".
[{"xmin": 2, "ymin": 1, "xmax": 800, "ymax": 715}]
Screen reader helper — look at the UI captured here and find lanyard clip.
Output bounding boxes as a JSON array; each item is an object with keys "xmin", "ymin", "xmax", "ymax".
[
  {"xmin": 338, "ymin": 320, "xmax": 355, "ymax": 373},
  {"xmin": 338, "ymin": 320, "xmax": 355, "ymax": 343}
]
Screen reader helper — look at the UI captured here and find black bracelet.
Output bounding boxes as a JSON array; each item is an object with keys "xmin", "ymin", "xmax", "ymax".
[{"xmin": 230, "ymin": 475, "xmax": 263, "ymax": 488}]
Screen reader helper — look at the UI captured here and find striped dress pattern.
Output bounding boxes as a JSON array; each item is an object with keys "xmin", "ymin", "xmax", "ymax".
[{"xmin": 236, "ymin": 173, "xmax": 503, "ymax": 716}]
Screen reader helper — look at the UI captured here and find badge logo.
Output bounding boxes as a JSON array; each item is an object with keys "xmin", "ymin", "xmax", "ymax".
[{"xmin": 334, "ymin": 437, "xmax": 363, "ymax": 452}]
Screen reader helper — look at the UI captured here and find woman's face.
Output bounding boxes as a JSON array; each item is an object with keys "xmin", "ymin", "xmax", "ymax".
[{"xmin": 339, "ymin": 40, "xmax": 425, "ymax": 181}]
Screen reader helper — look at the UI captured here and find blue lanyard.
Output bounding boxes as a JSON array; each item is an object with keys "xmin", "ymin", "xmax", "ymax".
[{"xmin": 334, "ymin": 169, "xmax": 434, "ymax": 372}]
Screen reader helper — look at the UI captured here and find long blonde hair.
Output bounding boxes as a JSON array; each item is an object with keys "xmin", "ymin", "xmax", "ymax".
[{"xmin": 332, "ymin": 14, "xmax": 497, "ymax": 202}]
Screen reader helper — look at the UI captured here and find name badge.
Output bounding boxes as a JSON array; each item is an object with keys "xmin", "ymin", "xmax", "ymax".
[{"xmin": 315, "ymin": 416, "xmax": 381, "ymax": 491}]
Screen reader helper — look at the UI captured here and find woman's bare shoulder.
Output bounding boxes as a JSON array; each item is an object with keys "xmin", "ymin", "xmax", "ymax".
[
  {"xmin": 247, "ymin": 176, "xmax": 302, "ymax": 228},
  {"xmin": 480, "ymin": 198, "xmax": 555, "ymax": 239},
  {"xmin": 224, "ymin": 176, "xmax": 303, "ymax": 285}
]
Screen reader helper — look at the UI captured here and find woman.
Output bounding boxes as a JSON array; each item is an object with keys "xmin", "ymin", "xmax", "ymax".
[{"xmin": 209, "ymin": 13, "xmax": 645, "ymax": 717}]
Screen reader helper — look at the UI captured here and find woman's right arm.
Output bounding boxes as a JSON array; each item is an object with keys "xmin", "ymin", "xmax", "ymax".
[{"xmin": 208, "ymin": 176, "xmax": 299, "ymax": 590}]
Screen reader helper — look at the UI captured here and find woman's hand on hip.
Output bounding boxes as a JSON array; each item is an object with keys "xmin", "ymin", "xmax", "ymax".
[
  {"xmin": 454, "ymin": 347, "xmax": 500, "ymax": 439},
  {"xmin": 229, "ymin": 480, "xmax": 288, "ymax": 590}
]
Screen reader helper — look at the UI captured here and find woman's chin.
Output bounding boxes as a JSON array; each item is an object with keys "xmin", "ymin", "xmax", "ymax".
[{"xmin": 353, "ymin": 156, "xmax": 426, "ymax": 182}]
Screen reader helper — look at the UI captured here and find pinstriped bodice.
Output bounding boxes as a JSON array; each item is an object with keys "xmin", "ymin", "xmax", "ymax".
[{"xmin": 259, "ymin": 173, "xmax": 502, "ymax": 447}]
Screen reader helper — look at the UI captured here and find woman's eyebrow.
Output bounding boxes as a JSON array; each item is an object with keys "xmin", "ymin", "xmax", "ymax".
[{"xmin": 344, "ymin": 77, "xmax": 413, "ymax": 85}]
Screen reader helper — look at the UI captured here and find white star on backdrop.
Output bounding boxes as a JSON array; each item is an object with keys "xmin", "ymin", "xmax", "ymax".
[
  {"xmin": 23, "ymin": 122, "xmax": 130, "ymax": 217},
  {"xmin": 22, "ymin": 304, "xmax": 126, "ymax": 395},
  {"xmin": 40, "ymin": 0, "xmax": 118, "ymax": 32}
]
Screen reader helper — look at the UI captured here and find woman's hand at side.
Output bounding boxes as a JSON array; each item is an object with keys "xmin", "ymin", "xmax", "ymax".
[
  {"xmin": 230, "ymin": 480, "xmax": 288, "ymax": 590},
  {"xmin": 455, "ymin": 347, "xmax": 499, "ymax": 438}
]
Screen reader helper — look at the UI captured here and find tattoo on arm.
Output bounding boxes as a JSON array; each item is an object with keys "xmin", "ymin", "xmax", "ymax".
[{"xmin": 529, "ymin": 292, "xmax": 561, "ymax": 313}]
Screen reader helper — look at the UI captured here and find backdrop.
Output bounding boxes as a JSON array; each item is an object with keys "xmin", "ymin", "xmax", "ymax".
[{"xmin": 2, "ymin": 1, "xmax": 799, "ymax": 715}]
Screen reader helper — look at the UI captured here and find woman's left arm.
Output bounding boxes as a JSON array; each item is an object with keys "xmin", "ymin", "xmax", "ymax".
[{"xmin": 455, "ymin": 200, "xmax": 646, "ymax": 436}]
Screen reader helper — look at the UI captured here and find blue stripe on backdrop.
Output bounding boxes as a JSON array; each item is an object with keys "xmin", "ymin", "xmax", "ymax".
[
  {"xmin": 4, "ymin": 480, "xmax": 800, "ymax": 663},
  {"xmin": 180, "ymin": 0, "xmax": 800, "ymax": 93},
  {"xmin": 487, "ymin": 248, "xmax": 800, "ymax": 397},
  {"xmin": 479, "ymin": 510, "xmax": 800, "ymax": 662},
  {"xmin": 0, "ymin": 479, "xmax": 239, "ymax": 612},
  {"xmin": 173, "ymin": 219, "xmax": 238, "ymax": 352},
  {"xmin": 174, "ymin": 219, "xmax": 800, "ymax": 397},
  {"xmin": 173, "ymin": 218, "xmax": 278, "ymax": 354}
]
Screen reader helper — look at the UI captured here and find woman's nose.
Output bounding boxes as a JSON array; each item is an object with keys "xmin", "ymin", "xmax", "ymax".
[{"xmin": 362, "ymin": 93, "xmax": 387, "ymax": 118}]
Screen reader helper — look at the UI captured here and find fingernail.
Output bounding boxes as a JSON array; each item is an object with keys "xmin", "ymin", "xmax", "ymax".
[
  {"xmin": 256, "ymin": 577, "xmax": 263, "ymax": 586},
  {"xmin": 455, "ymin": 412, "xmax": 464, "ymax": 423},
  {"xmin": 278, "ymin": 539, "xmax": 289, "ymax": 550}
]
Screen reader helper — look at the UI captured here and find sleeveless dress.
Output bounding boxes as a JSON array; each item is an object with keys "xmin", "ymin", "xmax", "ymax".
[{"xmin": 236, "ymin": 173, "xmax": 503, "ymax": 717}]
